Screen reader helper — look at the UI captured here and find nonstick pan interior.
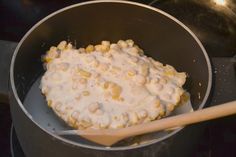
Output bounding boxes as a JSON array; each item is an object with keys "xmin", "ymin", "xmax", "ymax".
[{"xmin": 11, "ymin": 1, "xmax": 212, "ymax": 150}]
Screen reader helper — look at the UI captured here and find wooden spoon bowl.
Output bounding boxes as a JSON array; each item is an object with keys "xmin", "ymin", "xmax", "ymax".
[{"xmin": 55, "ymin": 101, "xmax": 236, "ymax": 146}]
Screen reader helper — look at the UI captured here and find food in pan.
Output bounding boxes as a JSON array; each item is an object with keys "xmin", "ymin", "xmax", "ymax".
[{"xmin": 40, "ymin": 40, "xmax": 186, "ymax": 130}]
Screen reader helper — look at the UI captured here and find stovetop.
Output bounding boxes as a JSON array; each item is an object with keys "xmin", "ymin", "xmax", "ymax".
[{"xmin": 0, "ymin": 0, "xmax": 236, "ymax": 157}]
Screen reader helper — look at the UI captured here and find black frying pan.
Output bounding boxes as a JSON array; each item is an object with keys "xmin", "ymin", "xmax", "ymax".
[{"xmin": 9, "ymin": 1, "xmax": 212, "ymax": 157}]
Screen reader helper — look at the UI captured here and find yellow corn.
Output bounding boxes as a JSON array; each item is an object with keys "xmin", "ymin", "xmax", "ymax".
[
  {"xmin": 79, "ymin": 118, "xmax": 92, "ymax": 128},
  {"xmin": 159, "ymin": 107, "xmax": 165, "ymax": 117},
  {"xmin": 102, "ymin": 81, "xmax": 110, "ymax": 89},
  {"xmin": 111, "ymin": 85, "xmax": 122, "ymax": 98},
  {"xmin": 138, "ymin": 110, "xmax": 148, "ymax": 119},
  {"xmin": 88, "ymin": 103, "xmax": 100, "ymax": 113},
  {"xmin": 141, "ymin": 65, "xmax": 149, "ymax": 76},
  {"xmin": 57, "ymin": 41, "xmax": 67, "ymax": 50},
  {"xmin": 155, "ymin": 100, "xmax": 160, "ymax": 108},
  {"xmin": 167, "ymin": 104, "xmax": 174, "ymax": 112},
  {"xmin": 44, "ymin": 57, "xmax": 52, "ymax": 63},
  {"xmin": 47, "ymin": 100, "xmax": 52, "ymax": 107},
  {"xmin": 117, "ymin": 40, "xmax": 128, "ymax": 48},
  {"xmin": 85, "ymin": 45, "xmax": 95, "ymax": 53},
  {"xmin": 77, "ymin": 68, "xmax": 91, "ymax": 78},
  {"xmin": 68, "ymin": 115, "xmax": 77, "ymax": 127},
  {"xmin": 129, "ymin": 112, "xmax": 139, "ymax": 125},
  {"xmin": 127, "ymin": 70, "xmax": 136, "ymax": 77},
  {"xmin": 66, "ymin": 43, "xmax": 73, "ymax": 49},
  {"xmin": 82, "ymin": 91, "xmax": 90, "ymax": 96},
  {"xmin": 49, "ymin": 46, "xmax": 57, "ymax": 52},
  {"xmin": 101, "ymin": 40, "xmax": 110, "ymax": 47},
  {"xmin": 126, "ymin": 39, "xmax": 134, "ymax": 47}
]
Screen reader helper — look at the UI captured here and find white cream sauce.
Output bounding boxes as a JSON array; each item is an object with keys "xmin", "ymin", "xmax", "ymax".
[{"xmin": 41, "ymin": 40, "xmax": 186, "ymax": 129}]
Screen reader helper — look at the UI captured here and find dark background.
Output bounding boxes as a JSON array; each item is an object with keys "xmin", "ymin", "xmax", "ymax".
[{"xmin": 0, "ymin": 0, "xmax": 236, "ymax": 157}]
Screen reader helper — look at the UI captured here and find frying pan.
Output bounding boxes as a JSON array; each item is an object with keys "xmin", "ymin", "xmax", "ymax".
[{"xmin": 9, "ymin": 1, "xmax": 212, "ymax": 157}]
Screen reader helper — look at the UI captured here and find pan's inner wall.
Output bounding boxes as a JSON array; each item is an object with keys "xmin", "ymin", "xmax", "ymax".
[{"xmin": 13, "ymin": 2, "xmax": 209, "ymax": 125}]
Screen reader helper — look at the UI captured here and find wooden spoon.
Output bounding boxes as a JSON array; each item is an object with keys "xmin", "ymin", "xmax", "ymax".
[{"xmin": 55, "ymin": 101, "xmax": 236, "ymax": 146}]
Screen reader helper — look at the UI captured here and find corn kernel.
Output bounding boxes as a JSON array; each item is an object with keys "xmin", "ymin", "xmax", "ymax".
[
  {"xmin": 110, "ymin": 43, "xmax": 119, "ymax": 49},
  {"xmin": 99, "ymin": 120, "xmax": 110, "ymax": 129},
  {"xmin": 141, "ymin": 64, "xmax": 149, "ymax": 76},
  {"xmin": 137, "ymin": 109, "xmax": 148, "ymax": 119},
  {"xmin": 122, "ymin": 112, "xmax": 129, "ymax": 122},
  {"xmin": 77, "ymin": 68, "xmax": 91, "ymax": 78},
  {"xmin": 101, "ymin": 40, "xmax": 110, "ymax": 47},
  {"xmin": 111, "ymin": 85, "xmax": 122, "ymax": 96},
  {"xmin": 85, "ymin": 45, "xmax": 95, "ymax": 53},
  {"xmin": 148, "ymin": 110, "xmax": 159, "ymax": 120},
  {"xmin": 82, "ymin": 91, "xmax": 90, "ymax": 96},
  {"xmin": 111, "ymin": 94, "xmax": 120, "ymax": 100},
  {"xmin": 55, "ymin": 102, "xmax": 63, "ymax": 112},
  {"xmin": 159, "ymin": 107, "xmax": 165, "ymax": 117},
  {"xmin": 47, "ymin": 100, "xmax": 52, "ymax": 107},
  {"xmin": 127, "ymin": 69, "xmax": 136, "ymax": 77},
  {"xmin": 57, "ymin": 41, "xmax": 67, "ymax": 50},
  {"xmin": 116, "ymin": 123, "xmax": 125, "ymax": 129},
  {"xmin": 101, "ymin": 45, "xmax": 110, "ymax": 52},
  {"xmin": 103, "ymin": 81, "xmax": 110, "ymax": 89},
  {"xmin": 167, "ymin": 104, "xmax": 175, "ymax": 112},
  {"xmin": 79, "ymin": 117, "xmax": 92, "ymax": 128},
  {"xmin": 68, "ymin": 114, "xmax": 77, "ymax": 127},
  {"xmin": 154, "ymin": 99, "xmax": 161, "ymax": 108},
  {"xmin": 129, "ymin": 47, "xmax": 139, "ymax": 56},
  {"xmin": 95, "ymin": 44, "xmax": 102, "ymax": 51},
  {"xmin": 88, "ymin": 102, "xmax": 100, "ymax": 113},
  {"xmin": 42, "ymin": 86, "xmax": 50, "ymax": 95},
  {"xmin": 180, "ymin": 92, "xmax": 190, "ymax": 103},
  {"xmin": 46, "ymin": 49, "xmax": 59, "ymax": 60},
  {"xmin": 151, "ymin": 78, "xmax": 160, "ymax": 84},
  {"xmin": 129, "ymin": 112, "xmax": 139, "ymax": 125},
  {"xmin": 71, "ymin": 111, "xmax": 80, "ymax": 119},
  {"xmin": 134, "ymin": 45, "xmax": 144, "ymax": 55},
  {"xmin": 117, "ymin": 40, "xmax": 128, "ymax": 48},
  {"xmin": 165, "ymin": 70, "xmax": 175, "ymax": 76},
  {"xmin": 126, "ymin": 39, "xmax": 134, "ymax": 47},
  {"xmin": 78, "ymin": 48, "xmax": 86, "ymax": 53},
  {"xmin": 66, "ymin": 43, "xmax": 73, "ymax": 49},
  {"xmin": 44, "ymin": 57, "xmax": 52, "ymax": 63},
  {"xmin": 95, "ymin": 44, "xmax": 109, "ymax": 52}
]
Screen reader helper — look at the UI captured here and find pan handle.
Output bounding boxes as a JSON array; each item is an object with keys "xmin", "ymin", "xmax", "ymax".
[{"xmin": 0, "ymin": 40, "xmax": 17, "ymax": 104}]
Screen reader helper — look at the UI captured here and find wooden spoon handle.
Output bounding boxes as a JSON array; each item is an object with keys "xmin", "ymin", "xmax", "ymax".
[{"xmin": 122, "ymin": 101, "xmax": 236, "ymax": 137}]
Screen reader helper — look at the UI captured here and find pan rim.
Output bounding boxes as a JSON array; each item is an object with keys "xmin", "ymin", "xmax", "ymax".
[{"xmin": 10, "ymin": 0, "xmax": 212, "ymax": 151}]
